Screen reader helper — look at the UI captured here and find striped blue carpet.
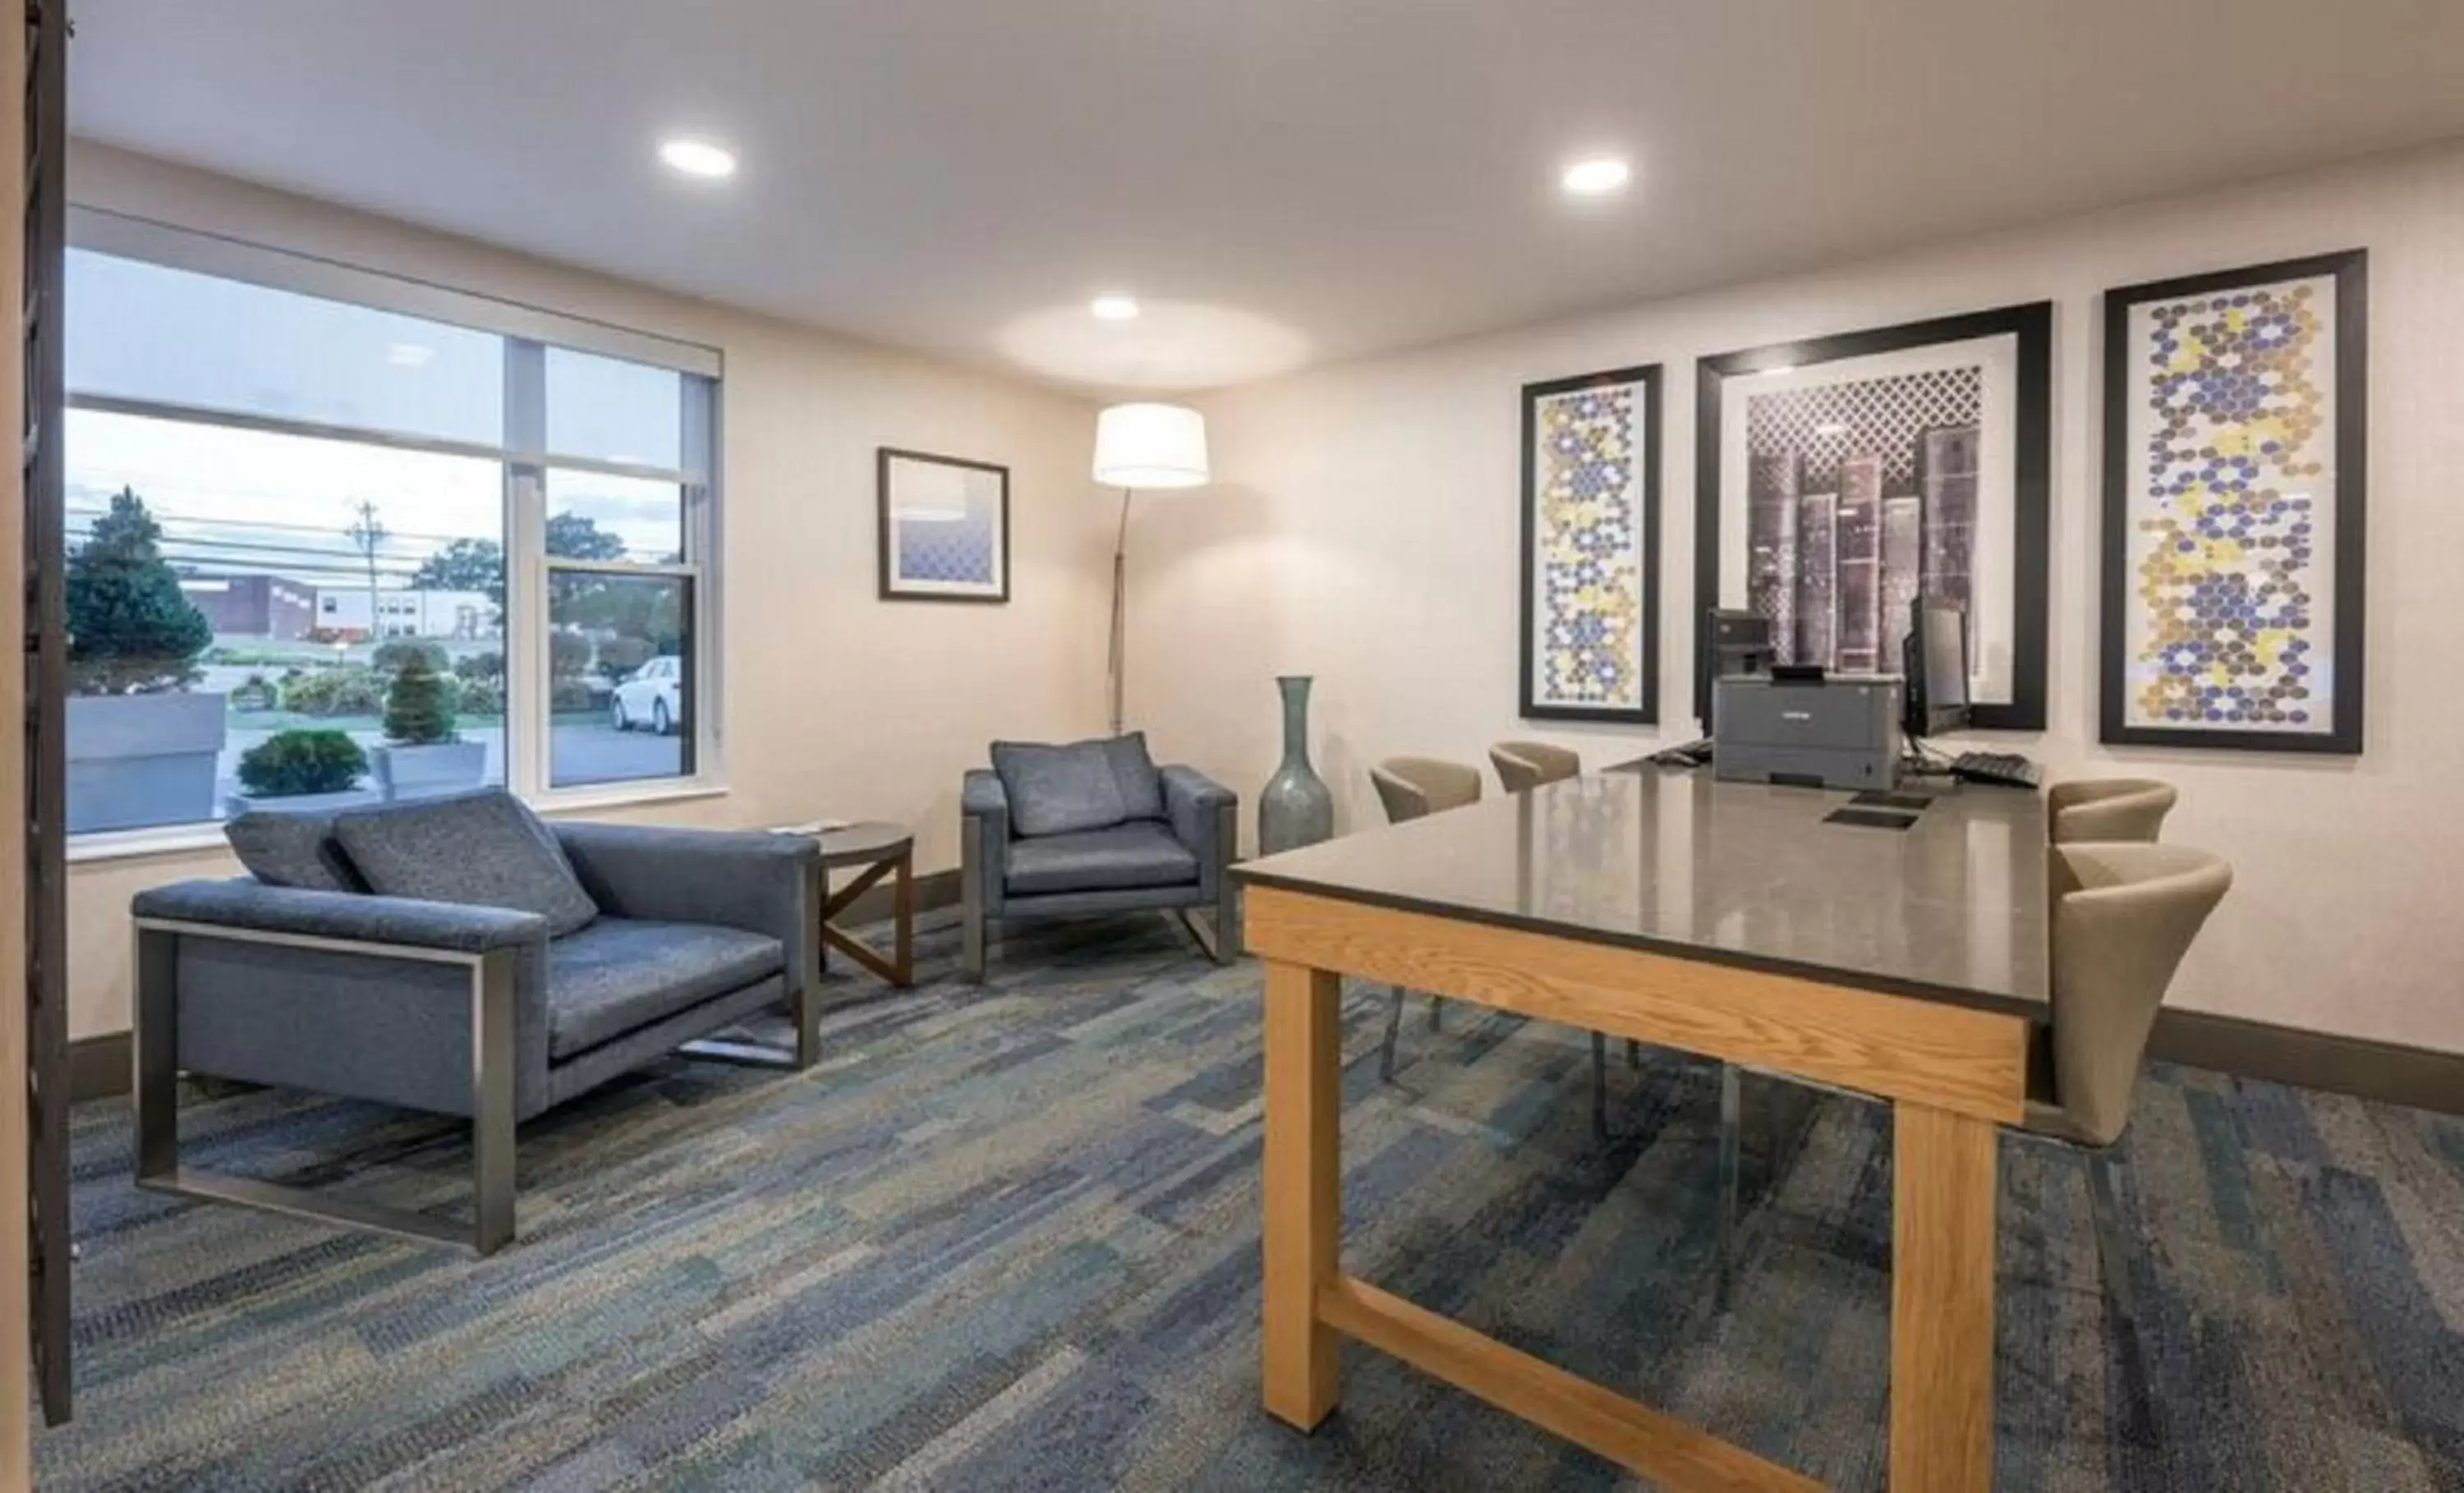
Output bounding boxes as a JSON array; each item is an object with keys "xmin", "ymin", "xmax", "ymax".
[{"xmin": 38, "ymin": 911, "xmax": 2464, "ymax": 1490}]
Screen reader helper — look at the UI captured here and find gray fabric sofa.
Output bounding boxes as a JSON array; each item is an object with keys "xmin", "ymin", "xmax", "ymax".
[
  {"xmin": 130, "ymin": 789, "xmax": 821, "ymax": 1254},
  {"xmin": 961, "ymin": 733, "xmax": 1237, "ymax": 977}
]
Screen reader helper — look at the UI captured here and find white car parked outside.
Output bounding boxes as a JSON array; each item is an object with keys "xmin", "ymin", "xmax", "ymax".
[{"xmin": 609, "ymin": 655, "xmax": 684, "ymax": 735}]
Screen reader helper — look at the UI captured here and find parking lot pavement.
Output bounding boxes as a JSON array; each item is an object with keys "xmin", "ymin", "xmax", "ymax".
[{"xmin": 548, "ymin": 719, "xmax": 689, "ymax": 785}]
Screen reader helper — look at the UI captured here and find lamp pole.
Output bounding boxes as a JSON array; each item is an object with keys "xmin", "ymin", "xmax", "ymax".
[
  {"xmin": 1092, "ymin": 401, "xmax": 1207, "ymax": 738},
  {"xmin": 1106, "ymin": 486, "xmax": 1132, "ymax": 736}
]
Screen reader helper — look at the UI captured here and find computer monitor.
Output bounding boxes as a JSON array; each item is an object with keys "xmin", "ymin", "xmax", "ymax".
[
  {"xmin": 1901, "ymin": 598, "xmax": 1970, "ymax": 738},
  {"xmin": 1699, "ymin": 608, "xmax": 1775, "ymax": 733}
]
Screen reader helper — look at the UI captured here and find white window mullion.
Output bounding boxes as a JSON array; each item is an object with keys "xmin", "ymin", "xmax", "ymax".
[
  {"xmin": 503, "ymin": 340, "xmax": 549, "ymax": 800},
  {"xmin": 683, "ymin": 374, "xmax": 722, "ymax": 775},
  {"xmin": 504, "ymin": 466, "xmax": 549, "ymax": 799},
  {"xmin": 64, "ymin": 391, "xmax": 698, "ymax": 486}
]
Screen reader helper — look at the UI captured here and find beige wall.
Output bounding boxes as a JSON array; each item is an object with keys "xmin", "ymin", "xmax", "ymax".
[
  {"xmin": 67, "ymin": 143, "xmax": 1114, "ymax": 1040},
  {"xmin": 1139, "ymin": 141, "xmax": 2464, "ymax": 1056}
]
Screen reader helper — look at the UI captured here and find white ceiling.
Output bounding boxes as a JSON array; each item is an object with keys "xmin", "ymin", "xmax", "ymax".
[{"xmin": 67, "ymin": 0, "xmax": 2464, "ymax": 394}]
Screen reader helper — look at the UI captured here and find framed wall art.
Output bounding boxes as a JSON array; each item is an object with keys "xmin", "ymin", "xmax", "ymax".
[
  {"xmin": 2100, "ymin": 250, "xmax": 2366, "ymax": 753},
  {"xmin": 1693, "ymin": 303, "xmax": 2052, "ymax": 729},
  {"xmin": 877, "ymin": 447, "xmax": 1010, "ymax": 603},
  {"xmin": 1520, "ymin": 363, "xmax": 1662, "ymax": 724}
]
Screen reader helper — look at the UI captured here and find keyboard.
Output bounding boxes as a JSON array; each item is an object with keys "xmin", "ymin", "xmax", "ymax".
[
  {"xmin": 1949, "ymin": 751, "xmax": 2041, "ymax": 789},
  {"xmin": 1648, "ymin": 739, "xmax": 1714, "ymax": 769}
]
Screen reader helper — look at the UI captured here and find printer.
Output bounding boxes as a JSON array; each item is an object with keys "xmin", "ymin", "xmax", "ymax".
[{"xmin": 1712, "ymin": 674, "xmax": 1903, "ymax": 791}]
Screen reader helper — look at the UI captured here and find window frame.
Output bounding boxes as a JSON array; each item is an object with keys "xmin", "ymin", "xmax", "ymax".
[{"xmin": 62, "ymin": 209, "xmax": 727, "ymax": 857}]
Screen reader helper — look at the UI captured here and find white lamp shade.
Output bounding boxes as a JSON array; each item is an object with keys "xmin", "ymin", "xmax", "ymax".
[{"xmin": 1092, "ymin": 402, "xmax": 1210, "ymax": 489}]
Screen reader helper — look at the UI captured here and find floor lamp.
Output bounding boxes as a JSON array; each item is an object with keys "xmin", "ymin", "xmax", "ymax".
[{"xmin": 1092, "ymin": 402, "xmax": 1209, "ymax": 736}]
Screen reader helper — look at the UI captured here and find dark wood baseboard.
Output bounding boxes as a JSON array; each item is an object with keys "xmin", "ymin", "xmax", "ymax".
[
  {"xmin": 67, "ymin": 869, "xmax": 966, "ymax": 1105},
  {"xmin": 2149, "ymin": 1008, "xmax": 2464, "ymax": 1118},
  {"xmin": 70, "ymin": 1030, "xmax": 131, "ymax": 1104},
  {"xmin": 835, "ymin": 866, "xmax": 960, "ymax": 927}
]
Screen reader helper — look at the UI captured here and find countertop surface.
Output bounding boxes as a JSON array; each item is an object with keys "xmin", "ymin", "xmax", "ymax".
[{"xmin": 1234, "ymin": 771, "xmax": 2048, "ymax": 1018}]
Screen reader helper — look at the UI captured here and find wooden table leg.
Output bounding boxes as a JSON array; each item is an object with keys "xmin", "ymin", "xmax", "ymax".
[
  {"xmin": 1263, "ymin": 959, "xmax": 1342, "ymax": 1430},
  {"xmin": 814, "ymin": 865, "xmax": 830, "ymax": 976},
  {"xmin": 892, "ymin": 849, "xmax": 914, "ymax": 986},
  {"xmin": 1891, "ymin": 1102, "xmax": 1997, "ymax": 1492},
  {"xmin": 817, "ymin": 857, "xmax": 904, "ymax": 986}
]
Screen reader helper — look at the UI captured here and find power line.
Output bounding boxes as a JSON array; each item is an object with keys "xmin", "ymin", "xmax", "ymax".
[
  {"xmin": 65, "ymin": 487, "xmax": 490, "ymax": 540},
  {"xmin": 65, "ymin": 503, "xmax": 479, "ymax": 554},
  {"xmin": 67, "ymin": 528, "xmax": 430, "ymax": 568},
  {"xmin": 67, "ymin": 543, "xmax": 430, "ymax": 585}
]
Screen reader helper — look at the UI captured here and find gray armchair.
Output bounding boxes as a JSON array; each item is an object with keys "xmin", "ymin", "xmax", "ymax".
[
  {"xmin": 130, "ymin": 789, "xmax": 821, "ymax": 1255},
  {"xmin": 961, "ymin": 733, "xmax": 1238, "ymax": 977}
]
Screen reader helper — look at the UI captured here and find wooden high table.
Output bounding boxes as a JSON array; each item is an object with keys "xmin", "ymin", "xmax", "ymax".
[{"xmin": 1233, "ymin": 771, "xmax": 2047, "ymax": 1492}]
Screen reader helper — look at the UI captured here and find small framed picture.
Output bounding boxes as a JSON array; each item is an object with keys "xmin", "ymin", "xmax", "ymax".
[{"xmin": 877, "ymin": 448, "xmax": 1010, "ymax": 603}]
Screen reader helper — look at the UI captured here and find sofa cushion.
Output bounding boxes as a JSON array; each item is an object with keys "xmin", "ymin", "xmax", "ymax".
[
  {"xmin": 224, "ymin": 809, "xmax": 366, "ymax": 894},
  {"xmin": 992, "ymin": 738, "xmax": 1124, "ymax": 836},
  {"xmin": 1103, "ymin": 732, "xmax": 1166, "ymax": 821},
  {"xmin": 333, "ymin": 789, "xmax": 599, "ymax": 938},
  {"xmin": 1004, "ymin": 820, "xmax": 1200, "ymax": 897},
  {"xmin": 545, "ymin": 917, "xmax": 785, "ymax": 1059},
  {"xmin": 991, "ymin": 733, "xmax": 1165, "ymax": 837}
]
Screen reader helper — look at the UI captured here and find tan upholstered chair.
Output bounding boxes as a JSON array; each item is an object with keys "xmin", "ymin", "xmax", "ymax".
[
  {"xmin": 1369, "ymin": 756, "xmax": 1482, "ymax": 823},
  {"xmin": 1488, "ymin": 740, "xmax": 1648, "ymax": 1075},
  {"xmin": 1488, "ymin": 741, "xmax": 1582, "ymax": 793},
  {"xmin": 1368, "ymin": 756, "xmax": 1618, "ymax": 1136},
  {"xmin": 2030, "ymin": 843, "xmax": 2232, "ymax": 1146},
  {"xmin": 1718, "ymin": 778, "xmax": 2184, "ymax": 1257},
  {"xmin": 2020, "ymin": 841, "xmax": 2232, "ymax": 1327},
  {"xmin": 2048, "ymin": 778, "xmax": 2177, "ymax": 845},
  {"xmin": 1717, "ymin": 840, "xmax": 2232, "ymax": 1324}
]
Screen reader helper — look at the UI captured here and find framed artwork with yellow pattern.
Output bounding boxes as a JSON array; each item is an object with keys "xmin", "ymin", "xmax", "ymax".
[
  {"xmin": 1520, "ymin": 364, "xmax": 1662, "ymax": 724},
  {"xmin": 2101, "ymin": 251, "xmax": 2367, "ymax": 753}
]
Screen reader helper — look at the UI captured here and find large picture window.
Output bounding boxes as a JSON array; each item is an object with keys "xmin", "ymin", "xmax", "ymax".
[{"xmin": 62, "ymin": 215, "xmax": 722, "ymax": 842}]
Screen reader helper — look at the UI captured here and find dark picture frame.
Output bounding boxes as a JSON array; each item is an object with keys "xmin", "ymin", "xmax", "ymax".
[
  {"xmin": 1693, "ymin": 302, "xmax": 2053, "ymax": 730},
  {"xmin": 1519, "ymin": 363, "xmax": 1663, "ymax": 724},
  {"xmin": 876, "ymin": 446, "xmax": 1011, "ymax": 604},
  {"xmin": 2099, "ymin": 250, "xmax": 2367, "ymax": 754}
]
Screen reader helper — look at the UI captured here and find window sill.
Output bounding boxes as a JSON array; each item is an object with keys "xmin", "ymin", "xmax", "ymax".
[
  {"xmin": 66, "ymin": 779, "xmax": 731, "ymax": 866},
  {"xmin": 530, "ymin": 778, "xmax": 730, "ymax": 817},
  {"xmin": 67, "ymin": 825, "xmax": 233, "ymax": 866}
]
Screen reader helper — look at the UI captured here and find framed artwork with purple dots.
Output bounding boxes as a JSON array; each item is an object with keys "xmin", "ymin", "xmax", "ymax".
[
  {"xmin": 1520, "ymin": 363, "xmax": 1663, "ymax": 724},
  {"xmin": 1693, "ymin": 303, "xmax": 2053, "ymax": 731},
  {"xmin": 2100, "ymin": 250, "xmax": 2367, "ymax": 753},
  {"xmin": 876, "ymin": 447, "xmax": 1011, "ymax": 604}
]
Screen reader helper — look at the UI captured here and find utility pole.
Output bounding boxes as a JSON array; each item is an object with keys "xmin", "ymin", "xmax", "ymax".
[{"xmin": 343, "ymin": 498, "xmax": 388, "ymax": 643}]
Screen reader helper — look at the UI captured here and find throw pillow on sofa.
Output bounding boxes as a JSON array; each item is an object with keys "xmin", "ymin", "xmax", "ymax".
[
  {"xmin": 333, "ymin": 788, "xmax": 600, "ymax": 936},
  {"xmin": 224, "ymin": 808, "xmax": 368, "ymax": 894},
  {"xmin": 1101, "ymin": 732, "xmax": 1165, "ymax": 820}
]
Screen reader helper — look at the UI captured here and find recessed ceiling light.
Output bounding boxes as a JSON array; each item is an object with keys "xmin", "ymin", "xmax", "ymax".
[
  {"xmin": 659, "ymin": 137, "xmax": 738, "ymax": 179},
  {"xmin": 1090, "ymin": 295, "xmax": 1142, "ymax": 322},
  {"xmin": 1560, "ymin": 155, "xmax": 1632, "ymax": 197}
]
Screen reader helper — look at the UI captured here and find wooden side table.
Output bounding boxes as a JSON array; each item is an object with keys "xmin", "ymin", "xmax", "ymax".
[{"xmin": 813, "ymin": 822, "xmax": 915, "ymax": 988}]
